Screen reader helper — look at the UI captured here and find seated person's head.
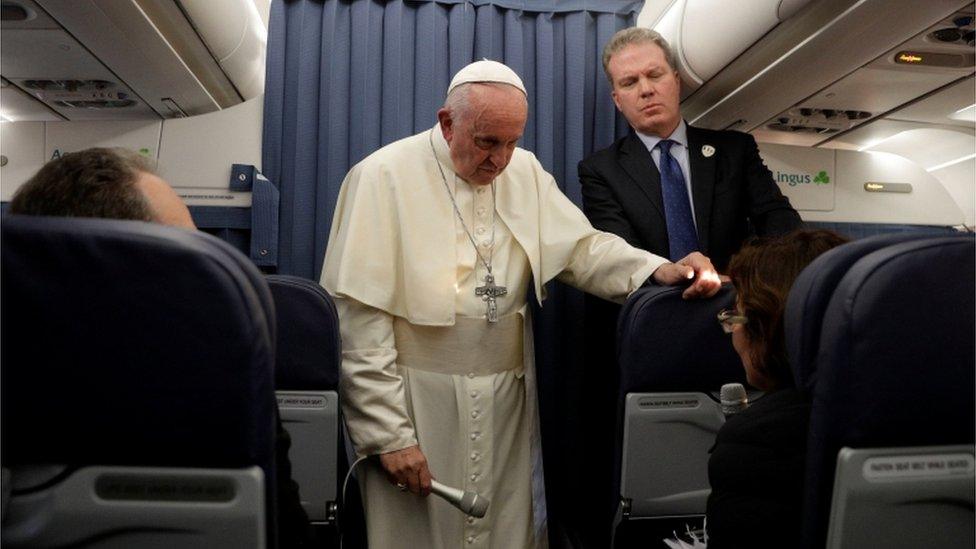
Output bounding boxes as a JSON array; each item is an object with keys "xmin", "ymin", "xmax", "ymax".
[
  {"xmin": 725, "ymin": 229, "xmax": 849, "ymax": 391},
  {"xmin": 9, "ymin": 147, "xmax": 195, "ymax": 229}
]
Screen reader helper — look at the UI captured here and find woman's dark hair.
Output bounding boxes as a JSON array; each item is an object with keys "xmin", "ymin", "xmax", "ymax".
[
  {"xmin": 9, "ymin": 147, "xmax": 156, "ymax": 221},
  {"xmin": 728, "ymin": 229, "xmax": 849, "ymax": 388}
]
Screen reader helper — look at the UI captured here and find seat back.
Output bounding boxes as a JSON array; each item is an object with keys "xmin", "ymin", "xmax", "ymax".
[
  {"xmin": 785, "ymin": 232, "xmax": 946, "ymax": 392},
  {"xmin": 1, "ymin": 215, "xmax": 277, "ymax": 548},
  {"xmin": 826, "ymin": 445, "xmax": 974, "ymax": 548},
  {"xmin": 266, "ymin": 275, "xmax": 342, "ymax": 525},
  {"xmin": 615, "ymin": 285, "xmax": 744, "ymax": 521},
  {"xmin": 801, "ymin": 235, "xmax": 976, "ymax": 548}
]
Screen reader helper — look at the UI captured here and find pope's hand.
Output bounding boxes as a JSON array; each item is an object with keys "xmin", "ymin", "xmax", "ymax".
[
  {"xmin": 379, "ymin": 445, "xmax": 433, "ymax": 496},
  {"xmin": 651, "ymin": 252, "xmax": 722, "ymax": 299}
]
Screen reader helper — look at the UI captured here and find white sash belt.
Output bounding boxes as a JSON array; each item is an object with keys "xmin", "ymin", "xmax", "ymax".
[{"xmin": 393, "ymin": 314, "xmax": 523, "ymax": 376}]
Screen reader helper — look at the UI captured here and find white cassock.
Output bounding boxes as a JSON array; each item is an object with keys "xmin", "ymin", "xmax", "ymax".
[{"xmin": 321, "ymin": 125, "xmax": 668, "ymax": 548}]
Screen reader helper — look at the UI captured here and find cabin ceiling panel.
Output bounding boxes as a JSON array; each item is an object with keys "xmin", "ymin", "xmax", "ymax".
[
  {"xmin": 887, "ymin": 77, "xmax": 976, "ymax": 127},
  {"xmin": 748, "ymin": 3, "xmax": 974, "ymax": 148},
  {"xmin": 0, "ymin": 0, "xmax": 58, "ymax": 29},
  {"xmin": 1, "ymin": 29, "xmax": 105, "ymax": 77},
  {"xmin": 0, "ymin": 29, "xmax": 158, "ymax": 120},
  {"xmin": 866, "ymin": 128, "xmax": 975, "ymax": 170},
  {"xmin": 683, "ymin": 0, "xmax": 969, "ymax": 132},
  {"xmin": 0, "ymin": 85, "xmax": 62, "ymax": 122},
  {"xmin": 801, "ymin": 67, "xmax": 960, "ymax": 114},
  {"xmin": 751, "ymin": 127, "xmax": 835, "ymax": 147},
  {"xmin": 826, "ymin": 118, "xmax": 955, "ymax": 150}
]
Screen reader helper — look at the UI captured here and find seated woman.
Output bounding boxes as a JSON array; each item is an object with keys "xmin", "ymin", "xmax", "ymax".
[{"xmin": 705, "ymin": 229, "xmax": 848, "ymax": 548}]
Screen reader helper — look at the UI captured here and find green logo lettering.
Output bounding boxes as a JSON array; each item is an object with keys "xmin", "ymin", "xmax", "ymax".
[{"xmin": 813, "ymin": 171, "xmax": 830, "ymax": 185}]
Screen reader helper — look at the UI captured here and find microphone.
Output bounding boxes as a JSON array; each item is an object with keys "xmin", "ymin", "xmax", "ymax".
[
  {"xmin": 430, "ymin": 480, "xmax": 489, "ymax": 518},
  {"xmin": 720, "ymin": 383, "xmax": 749, "ymax": 416}
]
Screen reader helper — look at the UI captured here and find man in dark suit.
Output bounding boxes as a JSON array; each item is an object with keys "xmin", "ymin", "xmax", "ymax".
[
  {"xmin": 570, "ymin": 28, "xmax": 802, "ymax": 547},
  {"xmin": 579, "ymin": 27, "xmax": 801, "ymax": 271}
]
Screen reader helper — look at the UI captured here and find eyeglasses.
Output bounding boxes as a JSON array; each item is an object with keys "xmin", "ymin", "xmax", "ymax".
[{"xmin": 717, "ymin": 309, "xmax": 748, "ymax": 334}]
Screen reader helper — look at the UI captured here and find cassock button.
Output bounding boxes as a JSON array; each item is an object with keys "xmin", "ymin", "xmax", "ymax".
[
  {"xmin": 477, "ymin": 187, "xmax": 486, "ymax": 194},
  {"xmin": 470, "ymin": 473, "xmax": 479, "ymax": 481},
  {"xmin": 470, "ymin": 452, "xmax": 479, "ymax": 460},
  {"xmin": 470, "ymin": 390, "xmax": 478, "ymax": 398},
  {"xmin": 467, "ymin": 372, "xmax": 476, "ymax": 379},
  {"xmin": 477, "ymin": 207, "xmax": 486, "ymax": 217},
  {"xmin": 476, "ymin": 227, "xmax": 486, "ymax": 235},
  {"xmin": 467, "ymin": 516, "xmax": 476, "ymax": 524},
  {"xmin": 471, "ymin": 410, "xmax": 479, "ymax": 418},
  {"xmin": 467, "ymin": 536, "xmax": 475, "ymax": 543},
  {"xmin": 470, "ymin": 433, "xmax": 478, "ymax": 440}
]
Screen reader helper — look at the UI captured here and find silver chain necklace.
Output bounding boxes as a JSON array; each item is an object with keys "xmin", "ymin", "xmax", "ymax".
[{"xmin": 429, "ymin": 129, "xmax": 508, "ymax": 323}]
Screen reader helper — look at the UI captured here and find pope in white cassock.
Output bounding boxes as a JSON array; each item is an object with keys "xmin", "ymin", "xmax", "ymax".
[{"xmin": 321, "ymin": 60, "xmax": 720, "ymax": 548}]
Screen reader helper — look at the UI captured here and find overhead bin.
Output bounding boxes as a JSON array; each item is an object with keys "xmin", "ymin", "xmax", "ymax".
[
  {"xmin": 0, "ymin": 0, "xmax": 267, "ymax": 120},
  {"xmin": 651, "ymin": 0, "xmax": 812, "ymax": 96},
  {"xmin": 670, "ymin": 0, "xmax": 971, "ymax": 134}
]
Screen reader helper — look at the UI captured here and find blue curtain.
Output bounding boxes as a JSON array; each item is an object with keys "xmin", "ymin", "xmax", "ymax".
[{"xmin": 262, "ymin": 0, "xmax": 640, "ymax": 544}]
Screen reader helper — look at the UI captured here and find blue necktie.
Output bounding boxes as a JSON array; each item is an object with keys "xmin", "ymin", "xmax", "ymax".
[{"xmin": 657, "ymin": 139, "xmax": 699, "ymax": 261}]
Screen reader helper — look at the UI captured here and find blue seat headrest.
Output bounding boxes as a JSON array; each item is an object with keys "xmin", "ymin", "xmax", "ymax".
[
  {"xmin": 618, "ymin": 284, "xmax": 745, "ymax": 393},
  {"xmin": 266, "ymin": 275, "xmax": 341, "ymax": 390},
  {"xmin": 1, "ymin": 215, "xmax": 276, "ymax": 474},
  {"xmin": 785, "ymin": 232, "xmax": 963, "ymax": 392}
]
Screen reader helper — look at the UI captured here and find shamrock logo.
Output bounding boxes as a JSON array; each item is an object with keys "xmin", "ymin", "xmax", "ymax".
[{"xmin": 813, "ymin": 171, "xmax": 830, "ymax": 185}]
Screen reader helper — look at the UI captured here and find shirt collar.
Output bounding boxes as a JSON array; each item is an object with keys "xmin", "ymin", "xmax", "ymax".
[{"xmin": 635, "ymin": 120, "xmax": 688, "ymax": 153}]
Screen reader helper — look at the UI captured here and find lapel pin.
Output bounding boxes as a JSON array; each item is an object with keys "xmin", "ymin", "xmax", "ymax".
[{"xmin": 702, "ymin": 145, "xmax": 715, "ymax": 158}]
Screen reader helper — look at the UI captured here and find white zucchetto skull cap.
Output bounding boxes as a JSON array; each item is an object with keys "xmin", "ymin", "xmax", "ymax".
[{"xmin": 447, "ymin": 60, "xmax": 527, "ymax": 96}]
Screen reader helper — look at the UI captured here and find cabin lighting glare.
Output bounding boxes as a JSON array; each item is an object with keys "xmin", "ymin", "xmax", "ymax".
[
  {"xmin": 926, "ymin": 153, "xmax": 976, "ymax": 172},
  {"xmin": 858, "ymin": 132, "xmax": 903, "ymax": 152},
  {"xmin": 949, "ymin": 104, "xmax": 976, "ymax": 123}
]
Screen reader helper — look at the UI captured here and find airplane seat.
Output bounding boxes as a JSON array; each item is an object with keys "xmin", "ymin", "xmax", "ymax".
[
  {"xmin": 803, "ymin": 221, "xmax": 959, "ymax": 241},
  {"xmin": 1, "ymin": 215, "xmax": 278, "ymax": 549},
  {"xmin": 798, "ymin": 234, "xmax": 975, "ymax": 549},
  {"xmin": 265, "ymin": 275, "xmax": 343, "ymax": 534},
  {"xmin": 784, "ymin": 232, "xmax": 956, "ymax": 393},
  {"xmin": 612, "ymin": 284, "xmax": 745, "ymax": 541}
]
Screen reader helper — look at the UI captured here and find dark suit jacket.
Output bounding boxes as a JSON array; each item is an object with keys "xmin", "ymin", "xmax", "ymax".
[{"xmin": 579, "ymin": 125, "xmax": 801, "ymax": 270}]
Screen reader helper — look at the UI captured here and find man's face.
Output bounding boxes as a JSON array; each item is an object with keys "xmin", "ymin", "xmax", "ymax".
[
  {"xmin": 438, "ymin": 84, "xmax": 528, "ymax": 186},
  {"xmin": 135, "ymin": 172, "xmax": 196, "ymax": 229},
  {"xmin": 607, "ymin": 41, "xmax": 681, "ymax": 138}
]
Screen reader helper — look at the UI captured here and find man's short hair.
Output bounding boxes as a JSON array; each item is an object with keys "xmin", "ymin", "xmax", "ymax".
[
  {"xmin": 9, "ymin": 148, "xmax": 156, "ymax": 222},
  {"xmin": 602, "ymin": 27, "xmax": 679, "ymax": 84}
]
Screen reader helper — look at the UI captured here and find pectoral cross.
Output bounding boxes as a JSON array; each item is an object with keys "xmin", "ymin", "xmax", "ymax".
[{"xmin": 475, "ymin": 273, "xmax": 507, "ymax": 323}]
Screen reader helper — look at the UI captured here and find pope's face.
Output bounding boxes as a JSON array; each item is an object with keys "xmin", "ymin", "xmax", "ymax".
[
  {"xmin": 438, "ymin": 84, "xmax": 527, "ymax": 186},
  {"xmin": 607, "ymin": 41, "xmax": 682, "ymax": 138}
]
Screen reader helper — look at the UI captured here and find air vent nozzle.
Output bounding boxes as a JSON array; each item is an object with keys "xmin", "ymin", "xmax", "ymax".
[
  {"xmin": 0, "ymin": 2, "xmax": 31, "ymax": 21},
  {"xmin": 52, "ymin": 99, "xmax": 137, "ymax": 109},
  {"xmin": 22, "ymin": 80, "xmax": 115, "ymax": 91},
  {"xmin": 767, "ymin": 108, "xmax": 871, "ymax": 134}
]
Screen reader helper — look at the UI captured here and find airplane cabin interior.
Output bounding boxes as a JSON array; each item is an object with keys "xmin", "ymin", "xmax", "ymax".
[{"xmin": 0, "ymin": 0, "xmax": 973, "ymax": 548}]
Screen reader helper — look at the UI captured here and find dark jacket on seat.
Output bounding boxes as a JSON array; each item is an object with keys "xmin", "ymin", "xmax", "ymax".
[{"xmin": 706, "ymin": 387, "xmax": 810, "ymax": 548}]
